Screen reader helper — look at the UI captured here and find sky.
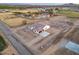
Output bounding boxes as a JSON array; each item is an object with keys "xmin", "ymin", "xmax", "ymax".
[
  {"xmin": 0, "ymin": 0, "xmax": 79, "ymax": 3},
  {"xmin": 0, "ymin": 3, "xmax": 65, "ymax": 5},
  {"xmin": 29, "ymin": 3, "xmax": 64, "ymax": 5}
]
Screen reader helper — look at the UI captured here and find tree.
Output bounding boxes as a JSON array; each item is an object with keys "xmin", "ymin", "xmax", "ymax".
[
  {"xmin": 47, "ymin": 9, "xmax": 53, "ymax": 16},
  {"xmin": 22, "ymin": 20, "xmax": 27, "ymax": 25},
  {"xmin": 0, "ymin": 35, "xmax": 6, "ymax": 51},
  {"xmin": 13, "ymin": 12, "xmax": 25, "ymax": 15}
]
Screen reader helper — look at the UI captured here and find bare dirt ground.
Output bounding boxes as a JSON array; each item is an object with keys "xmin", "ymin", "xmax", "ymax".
[{"xmin": 10, "ymin": 15, "xmax": 74, "ymax": 54}]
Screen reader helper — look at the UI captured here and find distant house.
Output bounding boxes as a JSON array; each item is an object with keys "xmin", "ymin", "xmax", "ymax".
[
  {"xmin": 0, "ymin": 9, "xmax": 5, "ymax": 13},
  {"xmin": 0, "ymin": 9, "xmax": 9, "ymax": 13},
  {"xmin": 29, "ymin": 22, "xmax": 50, "ymax": 34},
  {"xmin": 36, "ymin": 14, "xmax": 50, "ymax": 19},
  {"xmin": 74, "ymin": 20, "xmax": 79, "ymax": 26}
]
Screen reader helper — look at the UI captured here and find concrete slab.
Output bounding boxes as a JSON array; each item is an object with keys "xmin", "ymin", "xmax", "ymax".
[
  {"xmin": 65, "ymin": 41, "xmax": 79, "ymax": 54},
  {"xmin": 39, "ymin": 31, "xmax": 50, "ymax": 37}
]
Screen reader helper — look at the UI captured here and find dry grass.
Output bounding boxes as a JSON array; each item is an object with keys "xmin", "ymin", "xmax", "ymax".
[
  {"xmin": 0, "ymin": 10, "xmax": 39, "ymax": 28},
  {"xmin": 0, "ymin": 13, "xmax": 16, "ymax": 20},
  {"xmin": 11, "ymin": 9, "xmax": 39, "ymax": 13},
  {"xmin": 3, "ymin": 17, "xmax": 27, "ymax": 27}
]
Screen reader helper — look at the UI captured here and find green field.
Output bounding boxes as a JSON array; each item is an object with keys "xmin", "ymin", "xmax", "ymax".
[
  {"xmin": 57, "ymin": 9, "xmax": 79, "ymax": 18},
  {"xmin": 0, "ymin": 35, "xmax": 6, "ymax": 51},
  {"xmin": 0, "ymin": 5, "xmax": 30, "ymax": 9},
  {"xmin": 0, "ymin": 5, "xmax": 17, "ymax": 9}
]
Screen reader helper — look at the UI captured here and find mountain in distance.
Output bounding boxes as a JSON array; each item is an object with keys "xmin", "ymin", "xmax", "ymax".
[
  {"xmin": 0, "ymin": 3, "xmax": 78, "ymax": 9},
  {"xmin": 63, "ymin": 3, "xmax": 79, "ymax": 7}
]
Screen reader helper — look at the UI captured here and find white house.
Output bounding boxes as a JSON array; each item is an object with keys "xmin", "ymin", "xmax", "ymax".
[
  {"xmin": 29, "ymin": 23, "xmax": 50, "ymax": 34},
  {"xmin": 43, "ymin": 25, "xmax": 50, "ymax": 30}
]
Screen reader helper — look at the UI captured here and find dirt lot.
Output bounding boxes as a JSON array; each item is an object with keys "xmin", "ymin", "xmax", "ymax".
[
  {"xmin": 66, "ymin": 27, "xmax": 79, "ymax": 44},
  {"xmin": 15, "ymin": 26, "xmax": 39, "ymax": 42},
  {"xmin": 11, "ymin": 16, "xmax": 74, "ymax": 54},
  {"xmin": 13, "ymin": 21, "xmax": 63, "ymax": 54}
]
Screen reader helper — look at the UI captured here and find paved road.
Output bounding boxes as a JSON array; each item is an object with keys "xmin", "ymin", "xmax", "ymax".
[{"xmin": 0, "ymin": 21, "xmax": 32, "ymax": 55}]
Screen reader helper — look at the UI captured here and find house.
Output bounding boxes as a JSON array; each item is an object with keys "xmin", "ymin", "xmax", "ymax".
[
  {"xmin": 43, "ymin": 25, "xmax": 50, "ymax": 30},
  {"xmin": 29, "ymin": 22, "xmax": 50, "ymax": 34}
]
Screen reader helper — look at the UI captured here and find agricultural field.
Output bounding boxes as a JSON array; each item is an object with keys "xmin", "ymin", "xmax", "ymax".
[
  {"xmin": 57, "ymin": 9, "xmax": 79, "ymax": 18},
  {"xmin": 2, "ymin": 17, "xmax": 38, "ymax": 28},
  {"xmin": 0, "ymin": 10, "xmax": 39, "ymax": 28},
  {"xmin": 2, "ymin": 17, "xmax": 27, "ymax": 27},
  {"xmin": 0, "ymin": 5, "xmax": 16, "ymax": 9},
  {"xmin": 11, "ymin": 9, "xmax": 39, "ymax": 13},
  {"xmin": 0, "ymin": 13, "xmax": 16, "ymax": 20}
]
